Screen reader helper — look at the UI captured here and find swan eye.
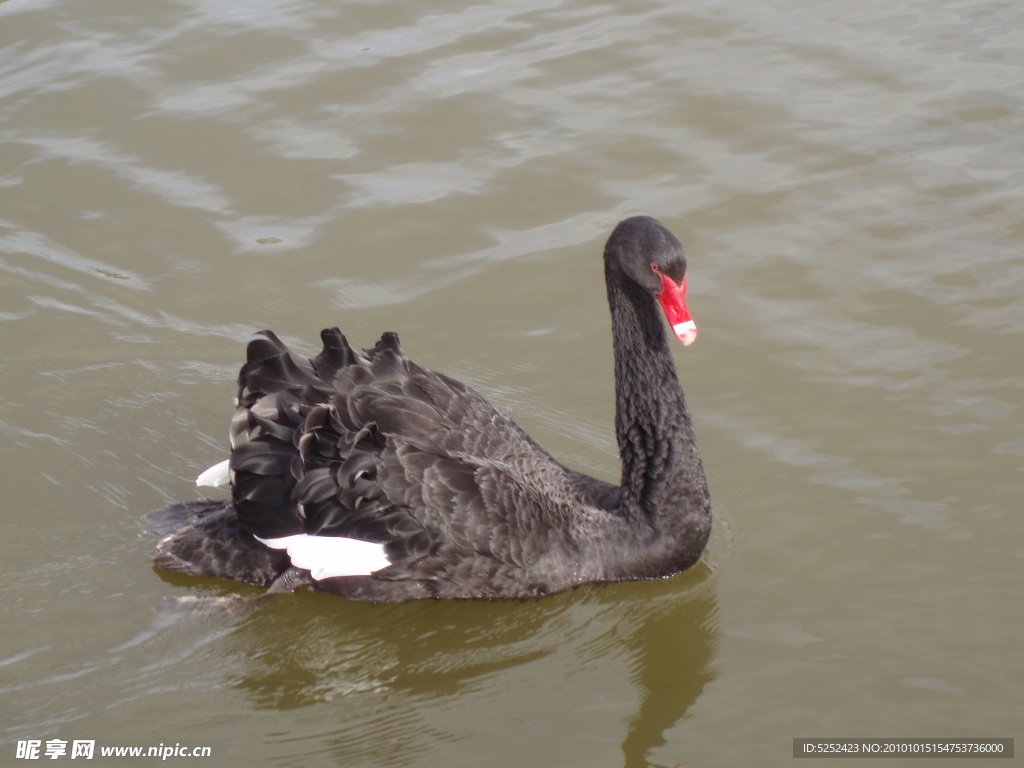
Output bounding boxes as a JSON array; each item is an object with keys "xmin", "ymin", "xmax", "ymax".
[{"xmin": 650, "ymin": 263, "xmax": 660, "ymax": 273}]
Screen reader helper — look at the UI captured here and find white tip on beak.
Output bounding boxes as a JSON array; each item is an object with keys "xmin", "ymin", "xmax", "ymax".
[{"xmin": 673, "ymin": 320, "xmax": 698, "ymax": 346}]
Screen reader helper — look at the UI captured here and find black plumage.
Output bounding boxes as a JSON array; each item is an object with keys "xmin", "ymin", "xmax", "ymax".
[{"xmin": 147, "ymin": 216, "xmax": 712, "ymax": 602}]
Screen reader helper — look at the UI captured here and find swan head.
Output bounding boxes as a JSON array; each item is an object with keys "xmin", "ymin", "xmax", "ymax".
[{"xmin": 605, "ymin": 216, "xmax": 698, "ymax": 345}]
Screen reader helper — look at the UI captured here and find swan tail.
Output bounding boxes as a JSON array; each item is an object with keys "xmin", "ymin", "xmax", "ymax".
[{"xmin": 146, "ymin": 499, "xmax": 291, "ymax": 587}]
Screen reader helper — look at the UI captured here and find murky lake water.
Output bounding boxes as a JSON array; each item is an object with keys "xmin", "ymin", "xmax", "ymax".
[{"xmin": 2, "ymin": 0, "xmax": 1022, "ymax": 765}]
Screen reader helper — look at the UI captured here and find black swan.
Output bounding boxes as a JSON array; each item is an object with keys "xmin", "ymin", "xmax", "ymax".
[{"xmin": 147, "ymin": 216, "xmax": 711, "ymax": 602}]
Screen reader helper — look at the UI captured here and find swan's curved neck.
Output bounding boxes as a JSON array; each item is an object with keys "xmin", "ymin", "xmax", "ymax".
[{"xmin": 605, "ymin": 267, "xmax": 707, "ymax": 524}]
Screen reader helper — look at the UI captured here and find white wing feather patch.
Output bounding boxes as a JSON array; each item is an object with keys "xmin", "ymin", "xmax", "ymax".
[
  {"xmin": 255, "ymin": 534, "xmax": 390, "ymax": 580},
  {"xmin": 196, "ymin": 458, "xmax": 390, "ymax": 579},
  {"xmin": 196, "ymin": 459, "xmax": 231, "ymax": 488}
]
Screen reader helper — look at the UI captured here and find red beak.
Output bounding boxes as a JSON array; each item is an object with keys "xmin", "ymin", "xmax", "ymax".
[{"xmin": 657, "ymin": 274, "xmax": 698, "ymax": 345}]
